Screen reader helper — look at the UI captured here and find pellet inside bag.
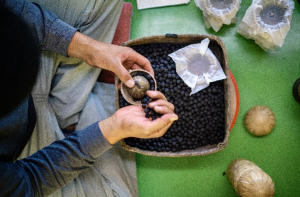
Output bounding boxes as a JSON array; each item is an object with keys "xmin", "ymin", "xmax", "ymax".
[
  {"xmin": 169, "ymin": 38, "xmax": 226, "ymax": 95},
  {"xmin": 194, "ymin": 0, "xmax": 241, "ymax": 32},
  {"xmin": 237, "ymin": 0, "xmax": 294, "ymax": 51}
]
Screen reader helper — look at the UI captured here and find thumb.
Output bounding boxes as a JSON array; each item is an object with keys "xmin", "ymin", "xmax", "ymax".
[
  {"xmin": 115, "ymin": 65, "xmax": 135, "ymax": 88},
  {"xmin": 150, "ymin": 113, "xmax": 179, "ymax": 131},
  {"xmin": 146, "ymin": 114, "xmax": 178, "ymax": 138}
]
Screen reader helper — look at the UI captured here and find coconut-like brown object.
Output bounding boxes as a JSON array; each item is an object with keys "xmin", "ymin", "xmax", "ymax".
[
  {"xmin": 244, "ymin": 105, "xmax": 275, "ymax": 136},
  {"xmin": 227, "ymin": 158, "xmax": 275, "ymax": 197},
  {"xmin": 121, "ymin": 69, "xmax": 156, "ymax": 105},
  {"xmin": 127, "ymin": 75, "xmax": 150, "ymax": 99}
]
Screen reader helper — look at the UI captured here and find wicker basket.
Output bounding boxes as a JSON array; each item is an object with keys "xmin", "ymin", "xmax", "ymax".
[{"xmin": 115, "ymin": 34, "xmax": 234, "ymax": 157}]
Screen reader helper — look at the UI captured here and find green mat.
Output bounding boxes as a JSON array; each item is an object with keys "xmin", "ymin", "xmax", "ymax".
[{"xmin": 124, "ymin": 0, "xmax": 300, "ymax": 196}]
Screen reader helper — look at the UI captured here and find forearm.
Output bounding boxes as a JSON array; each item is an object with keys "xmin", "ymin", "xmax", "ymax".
[
  {"xmin": 98, "ymin": 116, "xmax": 125, "ymax": 145},
  {"xmin": 67, "ymin": 31, "xmax": 117, "ymax": 69},
  {"xmin": 0, "ymin": 122, "xmax": 112, "ymax": 196},
  {"xmin": 67, "ymin": 31, "xmax": 101, "ymax": 65}
]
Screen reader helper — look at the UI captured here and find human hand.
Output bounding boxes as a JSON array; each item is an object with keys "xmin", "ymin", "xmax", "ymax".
[
  {"xmin": 68, "ymin": 32, "xmax": 153, "ymax": 88},
  {"xmin": 99, "ymin": 91, "xmax": 178, "ymax": 145}
]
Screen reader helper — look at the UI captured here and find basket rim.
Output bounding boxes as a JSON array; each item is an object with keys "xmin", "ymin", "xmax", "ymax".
[{"xmin": 115, "ymin": 34, "xmax": 232, "ymax": 157}]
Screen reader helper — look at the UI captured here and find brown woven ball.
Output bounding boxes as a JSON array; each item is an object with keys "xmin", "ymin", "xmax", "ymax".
[{"xmin": 244, "ymin": 105, "xmax": 275, "ymax": 136}]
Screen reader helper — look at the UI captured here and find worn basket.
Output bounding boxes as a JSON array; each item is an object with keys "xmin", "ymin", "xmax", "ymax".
[{"xmin": 115, "ymin": 34, "xmax": 235, "ymax": 157}]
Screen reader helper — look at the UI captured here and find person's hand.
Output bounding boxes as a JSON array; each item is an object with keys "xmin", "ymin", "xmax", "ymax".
[
  {"xmin": 68, "ymin": 32, "xmax": 153, "ymax": 88},
  {"xmin": 99, "ymin": 91, "xmax": 178, "ymax": 145}
]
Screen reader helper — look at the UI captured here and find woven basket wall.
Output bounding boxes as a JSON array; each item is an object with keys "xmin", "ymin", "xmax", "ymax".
[{"xmin": 115, "ymin": 34, "xmax": 233, "ymax": 157}]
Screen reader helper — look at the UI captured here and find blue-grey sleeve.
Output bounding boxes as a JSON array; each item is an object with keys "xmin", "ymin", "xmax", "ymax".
[
  {"xmin": 0, "ymin": 122, "xmax": 112, "ymax": 197},
  {"xmin": 1, "ymin": 0, "xmax": 78, "ymax": 56}
]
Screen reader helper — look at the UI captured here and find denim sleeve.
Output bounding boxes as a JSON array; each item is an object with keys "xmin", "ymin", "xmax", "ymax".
[
  {"xmin": 1, "ymin": 0, "xmax": 78, "ymax": 56},
  {"xmin": 0, "ymin": 122, "xmax": 112, "ymax": 197}
]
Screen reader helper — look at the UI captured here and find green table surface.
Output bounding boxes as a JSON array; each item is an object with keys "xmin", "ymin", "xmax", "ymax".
[{"xmin": 124, "ymin": 0, "xmax": 300, "ymax": 196}]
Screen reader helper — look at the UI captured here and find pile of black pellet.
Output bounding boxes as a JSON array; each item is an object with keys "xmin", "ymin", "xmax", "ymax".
[{"xmin": 119, "ymin": 43, "xmax": 225, "ymax": 152}]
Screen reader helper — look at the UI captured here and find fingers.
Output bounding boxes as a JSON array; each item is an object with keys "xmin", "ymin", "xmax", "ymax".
[
  {"xmin": 145, "ymin": 113, "xmax": 178, "ymax": 138},
  {"xmin": 128, "ymin": 50, "xmax": 154, "ymax": 76},
  {"xmin": 130, "ymin": 64, "xmax": 143, "ymax": 70},
  {"xmin": 115, "ymin": 48, "xmax": 153, "ymax": 88},
  {"xmin": 147, "ymin": 91, "xmax": 175, "ymax": 114},
  {"xmin": 146, "ymin": 91, "xmax": 167, "ymax": 100},
  {"xmin": 154, "ymin": 105, "xmax": 175, "ymax": 115},
  {"xmin": 149, "ymin": 100, "xmax": 175, "ymax": 114},
  {"xmin": 150, "ymin": 121, "xmax": 173, "ymax": 138},
  {"xmin": 114, "ymin": 66, "xmax": 135, "ymax": 88}
]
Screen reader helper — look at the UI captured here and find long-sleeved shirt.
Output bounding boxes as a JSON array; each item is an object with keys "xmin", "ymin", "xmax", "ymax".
[
  {"xmin": 0, "ymin": 1, "xmax": 113, "ymax": 196},
  {"xmin": 1, "ymin": 0, "xmax": 77, "ymax": 56}
]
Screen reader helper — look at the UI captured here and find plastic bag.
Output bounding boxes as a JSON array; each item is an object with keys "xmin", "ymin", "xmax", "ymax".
[
  {"xmin": 194, "ymin": 0, "xmax": 241, "ymax": 32},
  {"xmin": 169, "ymin": 38, "xmax": 226, "ymax": 95},
  {"xmin": 237, "ymin": 0, "xmax": 294, "ymax": 50}
]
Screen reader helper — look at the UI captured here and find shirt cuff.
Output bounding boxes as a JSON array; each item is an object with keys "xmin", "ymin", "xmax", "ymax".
[
  {"xmin": 78, "ymin": 122, "xmax": 113, "ymax": 159},
  {"xmin": 44, "ymin": 19, "xmax": 78, "ymax": 56}
]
